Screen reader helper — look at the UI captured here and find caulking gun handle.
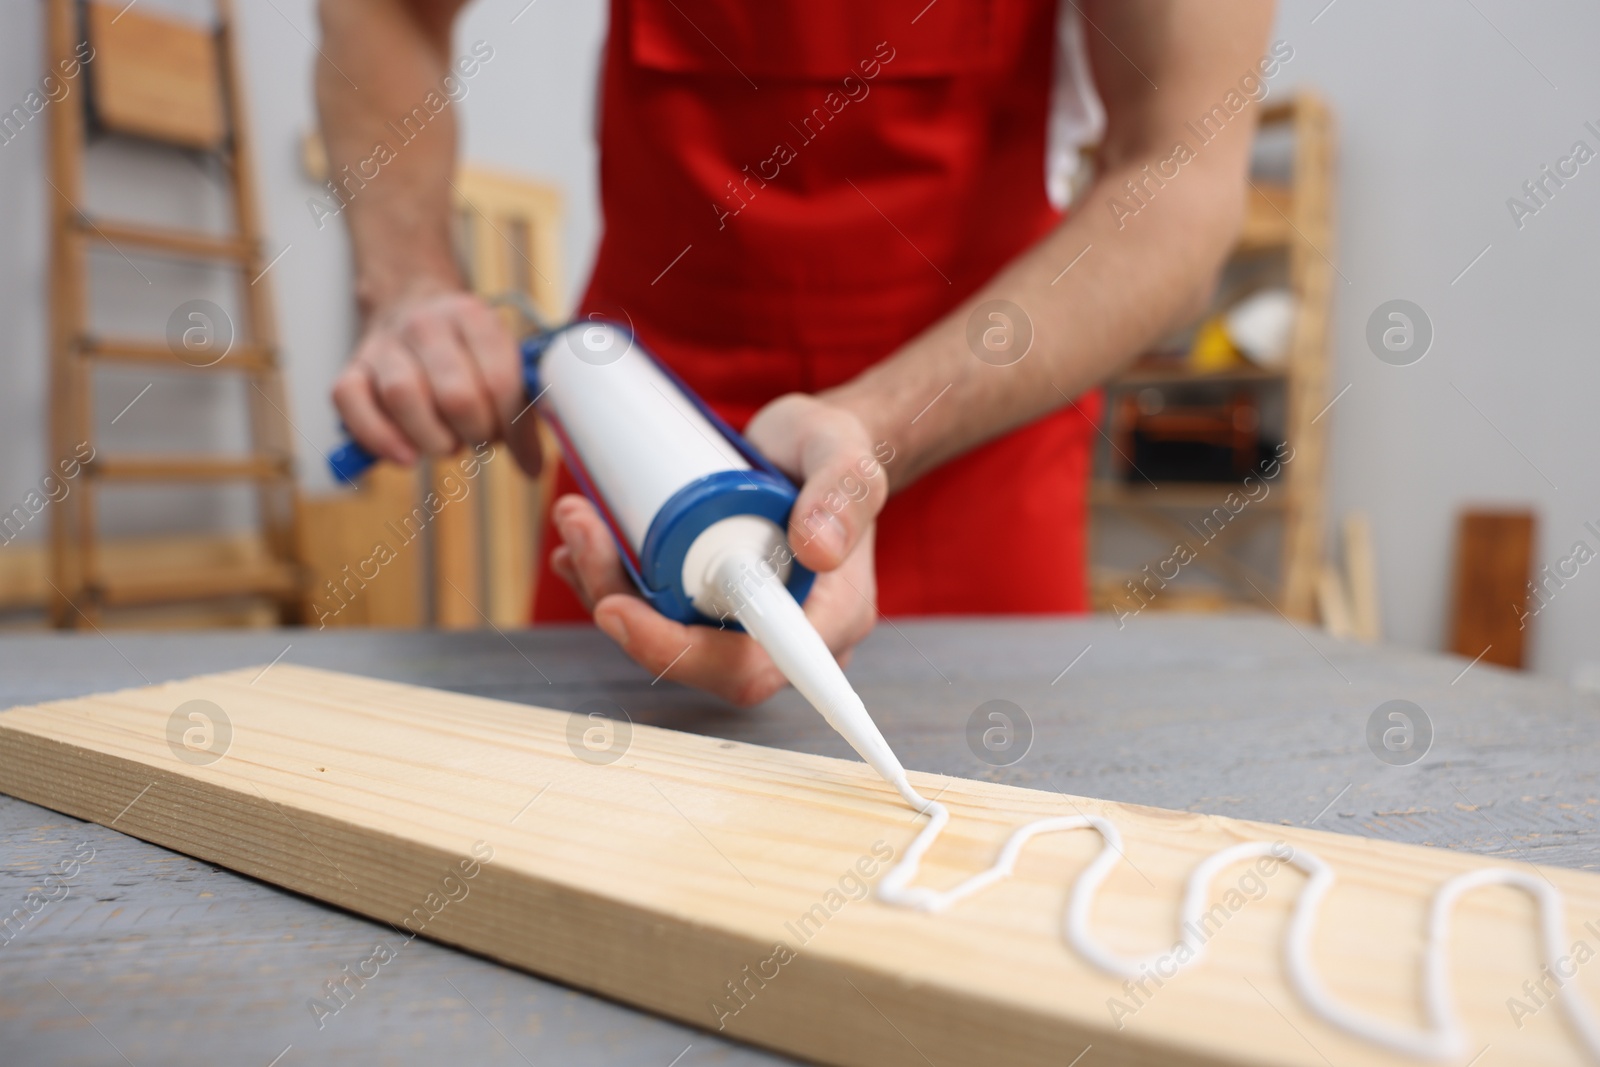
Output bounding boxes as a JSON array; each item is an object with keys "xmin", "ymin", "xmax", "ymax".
[{"xmin": 327, "ymin": 438, "xmax": 378, "ymax": 486}]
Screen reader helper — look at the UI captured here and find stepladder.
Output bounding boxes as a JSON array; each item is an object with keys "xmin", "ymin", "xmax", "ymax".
[{"xmin": 45, "ymin": 0, "xmax": 303, "ymax": 628}]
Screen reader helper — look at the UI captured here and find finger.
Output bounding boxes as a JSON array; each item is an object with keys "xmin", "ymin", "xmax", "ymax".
[
  {"xmin": 402, "ymin": 312, "xmax": 498, "ymax": 445},
  {"xmin": 607, "ymin": 532, "xmax": 876, "ymax": 706},
  {"xmin": 369, "ymin": 343, "xmax": 459, "ymax": 457},
  {"xmin": 455, "ymin": 298, "xmax": 523, "ymax": 430},
  {"xmin": 332, "ymin": 361, "xmax": 416, "ymax": 466},
  {"xmin": 456, "ymin": 299, "xmax": 543, "ymax": 475},
  {"xmin": 747, "ymin": 397, "xmax": 888, "ymax": 572},
  {"xmin": 593, "ymin": 593, "xmax": 789, "ymax": 707},
  {"xmin": 552, "ymin": 495, "xmax": 636, "ymax": 608},
  {"xmin": 786, "ymin": 441, "xmax": 889, "ymax": 571},
  {"xmin": 550, "ymin": 544, "xmax": 578, "ymax": 596}
]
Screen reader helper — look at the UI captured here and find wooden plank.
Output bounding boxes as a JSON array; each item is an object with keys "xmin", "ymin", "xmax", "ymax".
[
  {"xmin": 80, "ymin": 336, "xmax": 274, "ymax": 372},
  {"xmin": 4, "ymin": 623, "xmax": 1600, "ymax": 1063},
  {"xmin": 93, "ymin": 560, "xmax": 299, "ymax": 607},
  {"xmin": 1450, "ymin": 509, "xmax": 1536, "ymax": 669},
  {"xmin": 86, "ymin": 2, "xmax": 227, "ymax": 149},
  {"xmin": 46, "ymin": 0, "xmax": 92, "ymax": 626},
  {"xmin": 0, "ymin": 532, "xmax": 272, "ymax": 611},
  {"xmin": 78, "ymin": 217, "xmax": 252, "ymax": 263},
  {"xmin": 1, "ymin": 665, "xmax": 1597, "ymax": 1067},
  {"xmin": 1343, "ymin": 512, "xmax": 1381, "ymax": 643},
  {"xmin": 1235, "ymin": 182, "xmax": 1294, "ymax": 253},
  {"xmin": 1277, "ymin": 93, "xmax": 1337, "ymax": 621},
  {"xmin": 1316, "ymin": 561, "xmax": 1354, "ymax": 640},
  {"xmin": 89, "ymin": 454, "xmax": 291, "ymax": 481}
]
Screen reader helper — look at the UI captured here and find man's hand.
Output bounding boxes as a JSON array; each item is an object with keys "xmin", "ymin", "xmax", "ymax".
[
  {"xmin": 549, "ymin": 394, "xmax": 889, "ymax": 707},
  {"xmin": 331, "ymin": 282, "xmax": 542, "ymax": 474},
  {"xmin": 318, "ymin": 1, "xmax": 542, "ymax": 470},
  {"xmin": 823, "ymin": 0, "xmax": 1276, "ymax": 489}
]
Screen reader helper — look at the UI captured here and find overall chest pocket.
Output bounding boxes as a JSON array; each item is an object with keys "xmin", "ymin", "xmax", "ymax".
[{"xmin": 626, "ymin": 0, "xmax": 1004, "ymax": 80}]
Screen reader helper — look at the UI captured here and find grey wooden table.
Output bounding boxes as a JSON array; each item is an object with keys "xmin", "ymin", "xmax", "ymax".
[{"xmin": 2, "ymin": 616, "xmax": 1596, "ymax": 1066}]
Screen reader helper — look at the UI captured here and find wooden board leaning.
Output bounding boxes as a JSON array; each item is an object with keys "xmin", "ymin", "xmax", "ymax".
[{"xmin": 0, "ymin": 665, "xmax": 1595, "ymax": 1066}]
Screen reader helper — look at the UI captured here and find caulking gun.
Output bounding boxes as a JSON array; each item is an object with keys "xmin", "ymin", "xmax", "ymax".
[{"xmin": 327, "ymin": 319, "xmax": 905, "ymax": 785}]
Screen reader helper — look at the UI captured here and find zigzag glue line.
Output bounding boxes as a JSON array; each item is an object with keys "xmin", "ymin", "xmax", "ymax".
[{"xmin": 872, "ymin": 773, "xmax": 1600, "ymax": 1062}]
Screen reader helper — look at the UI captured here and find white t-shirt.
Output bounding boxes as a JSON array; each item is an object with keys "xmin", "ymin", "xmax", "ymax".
[{"xmin": 1046, "ymin": 2, "xmax": 1106, "ymax": 210}]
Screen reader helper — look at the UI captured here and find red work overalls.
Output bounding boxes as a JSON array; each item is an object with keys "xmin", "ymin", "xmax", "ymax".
[{"xmin": 533, "ymin": 0, "xmax": 1100, "ymax": 621}]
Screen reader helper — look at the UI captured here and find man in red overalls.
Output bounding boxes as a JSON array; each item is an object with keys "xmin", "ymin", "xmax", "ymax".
[{"xmin": 321, "ymin": 1, "xmax": 1275, "ymax": 704}]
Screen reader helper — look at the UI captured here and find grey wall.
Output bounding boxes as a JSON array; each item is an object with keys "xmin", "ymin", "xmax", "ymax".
[
  {"xmin": 1269, "ymin": 0, "xmax": 1600, "ymax": 682},
  {"xmin": 0, "ymin": 0, "xmax": 1595, "ymax": 684}
]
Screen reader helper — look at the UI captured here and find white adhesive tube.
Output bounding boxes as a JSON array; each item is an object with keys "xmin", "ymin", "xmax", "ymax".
[{"xmin": 538, "ymin": 326, "xmax": 748, "ymax": 551}]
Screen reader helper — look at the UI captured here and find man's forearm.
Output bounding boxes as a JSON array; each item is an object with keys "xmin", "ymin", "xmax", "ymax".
[
  {"xmin": 316, "ymin": 0, "xmax": 466, "ymax": 318},
  {"xmin": 825, "ymin": 0, "xmax": 1276, "ymax": 490},
  {"xmin": 825, "ymin": 151, "xmax": 1249, "ymax": 487}
]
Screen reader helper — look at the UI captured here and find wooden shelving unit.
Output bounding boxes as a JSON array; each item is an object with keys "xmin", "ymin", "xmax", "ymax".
[
  {"xmin": 1110, "ymin": 363, "xmax": 1285, "ymax": 388},
  {"xmin": 1091, "ymin": 94, "xmax": 1336, "ymax": 620},
  {"xmin": 1091, "ymin": 482, "xmax": 1291, "ymax": 511}
]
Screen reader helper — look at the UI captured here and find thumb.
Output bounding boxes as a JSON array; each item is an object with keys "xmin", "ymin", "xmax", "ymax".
[{"xmin": 746, "ymin": 395, "xmax": 890, "ymax": 573}]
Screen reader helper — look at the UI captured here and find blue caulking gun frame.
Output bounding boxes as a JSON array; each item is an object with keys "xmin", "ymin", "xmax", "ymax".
[{"xmin": 326, "ymin": 320, "xmax": 816, "ymax": 627}]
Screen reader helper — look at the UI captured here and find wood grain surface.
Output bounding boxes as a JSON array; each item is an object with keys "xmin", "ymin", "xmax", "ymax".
[
  {"xmin": 4, "ymin": 654, "xmax": 1600, "ymax": 1066},
  {"xmin": 3, "ymin": 619, "xmax": 1599, "ymax": 1066}
]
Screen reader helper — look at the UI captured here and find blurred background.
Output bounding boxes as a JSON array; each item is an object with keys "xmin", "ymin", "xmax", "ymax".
[{"xmin": 1, "ymin": 0, "xmax": 1596, "ymax": 685}]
